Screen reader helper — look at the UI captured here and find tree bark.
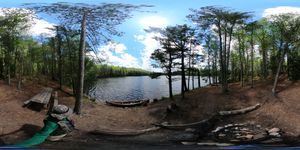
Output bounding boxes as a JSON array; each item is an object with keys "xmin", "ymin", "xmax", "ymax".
[
  {"xmin": 181, "ymin": 46, "xmax": 187, "ymax": 98},
  {"xmin": 250, "ymin": 29, "xmax": 254, "ymax": 88},
  {"xmin": 57, "ymin": 30, "xmax": 63, "ymax": 90},
  {"xmin": 272, "ymin": 44, "xmax": 287, "ymax": 96},
  {"xmin": 168, "ymin": 53, "xmax": 173, "ymax": 99},
  {"xmin": 198, "ymin": 69, "xmax": 201, "ymax": 88},
  {"xmin": 74, "ymin": 12, "xmax": 87, "ymax": 114},
  {"xmin": 238, "ymin": 35, "xmax": 244, "ymax": 87}
]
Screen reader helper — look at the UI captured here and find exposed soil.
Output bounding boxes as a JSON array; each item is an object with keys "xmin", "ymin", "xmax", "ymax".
[{"xmin": 0, "ymin": 77, "xmax": 300, "ymax": 149}]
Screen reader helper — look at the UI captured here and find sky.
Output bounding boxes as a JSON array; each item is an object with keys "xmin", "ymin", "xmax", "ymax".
[{"xmin": 1, "ymin": 0, "xmax": 300, "ymax": 70}]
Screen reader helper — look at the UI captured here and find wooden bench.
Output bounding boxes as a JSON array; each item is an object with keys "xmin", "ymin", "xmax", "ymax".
[{"xmin": 23, "ymin": 87, "xmax": 53, "ymax": 109}]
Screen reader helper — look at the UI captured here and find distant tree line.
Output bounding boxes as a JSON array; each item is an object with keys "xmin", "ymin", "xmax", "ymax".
[{"xmin": 97, "ymin": 64, "xmax": 150, "ymax": 78}]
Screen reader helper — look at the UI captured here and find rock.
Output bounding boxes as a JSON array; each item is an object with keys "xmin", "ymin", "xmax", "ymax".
[
  {"xmin": 269, "ymin": 132, "xmax": 281, "ymax": 137},
  {"xmin": 268, "ymin": 128, "xmax": 280, "ymax": 133},
  {"xmin": 253, "ymin": 133, "xmax": 268, "ymax": 140},
  {"xmin": 185, "ymin": 128, "xmax": 196, "ymax": 132},
  {"xmin": 161, "ymin": 121, "xmax": 169, "ymax": 125},
  {"xmin": 212, "ymin": 127, "xmax": 223, "ymax": 133},
  {"xmin": 218, "ymin": 133, "xmax": 226, "ymax": 137},
  {"xmin": 225, "ymin": 124, "xmax": 233, "ymax": 128},
  {"xmin": 245, "ymin": 134, "xmax": 254, "ymax": 139},
  {"xmin": 167, "ymin": 103, "xmax": 178, "ymax": 113}
]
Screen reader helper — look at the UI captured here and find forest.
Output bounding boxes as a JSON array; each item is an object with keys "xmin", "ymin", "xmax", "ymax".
[
  {"xmin": 151, "ymin": 6, "xmax": 300, "ymax": 98},
  {"xmin": 96, "ymin": 64, "xmax": 150, "ymax": 78},
  {"xmin": 0, "ymin": 3, "xmax": 300, "ymax": 114},
  {"xmin": 0, "ymin": 1, "xmax": 300, "ymax": 149}
]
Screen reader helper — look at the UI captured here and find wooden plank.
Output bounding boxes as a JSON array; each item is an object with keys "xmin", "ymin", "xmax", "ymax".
[
  {"xmin": 48, "ymin": 91, "xmax": 58, "ymax": 114},
  {"xmin": 24, "ymin": 87, "xmax": 53, "ymax": 107}
]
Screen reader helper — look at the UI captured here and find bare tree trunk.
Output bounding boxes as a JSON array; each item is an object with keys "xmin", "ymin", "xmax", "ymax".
[
  {"xmin": 207, "ymin": 49, "xmax": 212, "ymax": 85},
  {"xmin": 168, "ymin": 75, "xmax": 173, "ymax": 99},
  {"xmin": 57, "ymin": 31, "xmax": 63, "ymax": 90},
  {"xmin": 51, "ymin": 39, "xmax": 56, "ymax": 80},
  {"xmin": 181, "ymin": 47, "xmax": 187, "ymax": 98},
  {"xmin": 237, "ymin": 34, "xmax": 244, "ymax": 87},
  {"xmin": 217, "ymin": 23, "xmax": 225, "ymax": 92},
  {"xmin": 272, "ymin": 45, "xmax": 287, "ymax": 96},
  {"xmin": 187, "ymin": 54, "xmax": 191, "ymax": 91},
  {"xmin": 192, "ymin": 69, "xmax": 195, "ymax": 89},
  {"xmin": 250, "ymin": 31, "xmax": 254, "ymax": 88},
  {"xmin": 198, "ymin": 69, "xmax": 201, "ymax": 88},
  {"xmin": 262, "ymin": 46, "xmax": 268, "ymax": 79},
  {"xmin": 74, "ymin": 12, "xmax": 87, "ymax": 114},
  {"xmin": 168, "ymin": 53, "xmax": 173, "ymax": 99}
]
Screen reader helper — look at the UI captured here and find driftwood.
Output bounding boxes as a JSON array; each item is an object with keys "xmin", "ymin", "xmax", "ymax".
[
  {"xmin": 218, "ymin": 103, "xmax": 261, "ymax": 116},
  {"xmin": 156, "ymin": 103, "xmax": 261, "ymax": 130},
  {"xmin": 23, "ymin": 87, "xmax": 53, "ymax": 108},
  {"xmin": 91, "ymin": 126, "xmax": 161, "ymax": 136}
]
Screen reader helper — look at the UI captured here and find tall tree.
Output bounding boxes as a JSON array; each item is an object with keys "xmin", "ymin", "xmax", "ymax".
[
  {"xmin": 166, "ymin": 25, "xmax": 194, "ymax": 98},
  {"xmin": 269, "ymin": 14, "xmax": 300, "ymax": 96},
  {"xmin": 0, "ymin": 9, "xmax": 32, "ymax": 86},
  {"xmin": 27, "ymin": 2, "xmax": 150, "ymax": 114},
  {"xmin": 188, "ymin": 6, "xmax": 250, "ymax": 93}
]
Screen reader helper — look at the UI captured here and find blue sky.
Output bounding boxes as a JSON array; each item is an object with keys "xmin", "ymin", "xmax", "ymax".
[{"xmin": 2, "ymin": 0, "xmax": 300, "ymax": 70}]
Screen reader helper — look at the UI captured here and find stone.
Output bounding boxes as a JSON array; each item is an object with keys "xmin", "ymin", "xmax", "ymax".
[
  {"xmin": 218, "ymin": 133, "xmax": 226, "ymax": 137},
  {"xmin": 269, "ymin": 132, "xmax": 281, "ymax": 137},
  {"xmin": 185, "ymin": 128, "xmax": 196, "ymax": 132},
  {"xmin": 245, "ymin": 134, "xmax": 254, "ymax": 139},
  {"xmin": 268, "ymin": 128, "xmax": 280, "ymax": 133}
]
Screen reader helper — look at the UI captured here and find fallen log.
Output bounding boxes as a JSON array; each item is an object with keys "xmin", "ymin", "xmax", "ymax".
[
  {"xmin": 218, "ymin": 103, "xmax": 261, "ymax": 116},
  {"xmin": 154, "ymin": 115, "xmax": 218, "ymax": 130},
  {"xmin": 156, "ymin": 103, "xmax": 261, "ymax": 130},
  {"xmin": 90, "ymin": 126, "xmax": 161, "ymax": 136},
  {"xmin": 181, "ymin": 142, "xmax": 234, "ymax": 146}
]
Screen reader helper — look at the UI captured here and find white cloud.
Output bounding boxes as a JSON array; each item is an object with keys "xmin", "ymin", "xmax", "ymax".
[
  {"xmin": 99, "ymin": 41, "xmax": 127, "ymax": 54},
  {"xmin": 135, "ymin": 32, "xmax": 162, "ymax": 70},
  {"xmin": 88, "ymin": 42, "xmax": 140, "ymax": 68},
  {"xmin": 30, "ymin": 18, "xmax": 55, "ymax": 37},
  {"xmin": 0, "ymin": 8, "xmax": 55, "ymax": 37},
  {"xmin": 263, "ymin": 6, "xmax": 300, "ymax": 17},
  {"xmin": 135, "ymin": 16, "xmax": 169, "ymax": 71}
]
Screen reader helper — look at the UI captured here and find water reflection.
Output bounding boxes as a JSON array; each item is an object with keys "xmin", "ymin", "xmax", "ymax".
[{"xmin": 88, "ymin": 76, "xmax": 209, "ymax": 102}]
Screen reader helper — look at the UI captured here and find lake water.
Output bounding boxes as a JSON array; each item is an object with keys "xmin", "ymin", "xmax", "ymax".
[{"xmin": 88, "ymin": 76, "xmax": 210, "ymax": 102}]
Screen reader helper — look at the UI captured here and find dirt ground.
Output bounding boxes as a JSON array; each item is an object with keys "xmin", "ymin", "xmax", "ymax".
[{"xmin": 0, "ymin": 77, "xmax": 300, "ymax": 149}]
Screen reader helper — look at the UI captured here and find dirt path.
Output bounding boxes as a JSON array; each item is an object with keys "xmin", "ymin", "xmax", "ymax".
[{"xmin": 0, "ymin": 78, "xmax": 300, "ymax": 148}]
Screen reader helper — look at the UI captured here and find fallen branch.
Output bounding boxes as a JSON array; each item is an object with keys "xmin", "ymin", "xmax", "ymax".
[
  {"xmin": 154, "ymin": 115, "xmax": 218, "ymax": 130},
  {"xmin": 90, "ymin": 126, "xmax": 160, "ymax": 136},
  {"xmin": 218, "ymin": 103, "xmax": 261, "ymax": 116},
  {"xmin": 156, "ymin": 103, "xmax": 261, "ymax": 130}
]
